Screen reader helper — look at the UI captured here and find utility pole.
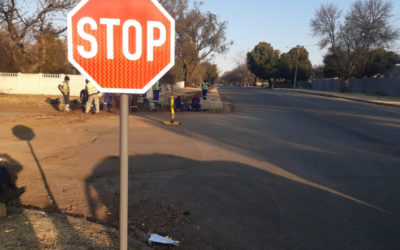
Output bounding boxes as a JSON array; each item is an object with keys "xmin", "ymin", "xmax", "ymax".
[{"xmin": 293, "ymin": 46, "xmax": 300, "ymax": 89}]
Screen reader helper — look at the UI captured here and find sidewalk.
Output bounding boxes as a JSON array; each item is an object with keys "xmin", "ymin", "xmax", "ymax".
[
  {"xmin": 158, "ymin": 86, "xmax": 224, "ymax": 111},
  {"xmin": 202, "ymin": 87, "xmax": 224, "ymax": 111},
  {"xmin": 288, "ymin": 89, "xmax": 400, "ymax": 108}
]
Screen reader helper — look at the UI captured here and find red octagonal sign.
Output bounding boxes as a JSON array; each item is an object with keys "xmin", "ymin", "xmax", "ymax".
[{"xmin": 68, "ymin": 0, "xmax": 175, "ymax": 94}]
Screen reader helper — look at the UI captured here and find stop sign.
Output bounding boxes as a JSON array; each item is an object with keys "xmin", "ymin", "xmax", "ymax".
[{"xmin": 68, "ymin": 0, "xmax": 175, "ymax": 94}]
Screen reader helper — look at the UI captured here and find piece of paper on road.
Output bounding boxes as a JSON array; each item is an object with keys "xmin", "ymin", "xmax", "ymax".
[{"xmin": 148, "ymin": 234, "xmax": 180, "ymax": 246}]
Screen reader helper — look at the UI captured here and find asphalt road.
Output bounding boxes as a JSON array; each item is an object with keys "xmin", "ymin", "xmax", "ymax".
[{"xmin": 133, "ymin": 87, "xmax": 400, "ymax": 249}]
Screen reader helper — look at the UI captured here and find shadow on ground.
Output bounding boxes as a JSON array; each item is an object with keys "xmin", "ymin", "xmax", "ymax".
[
  {"xmin": 0, "ymin": 153, "xmax": 40, "ymax": 249},
  {"xmin": 45, "ymin": 97, "xmax": 83, "ymax": 112},
  {"xmin": 0, "ymin": 125, "xmax": 123, "ymax": 249},
  {"xmin": 85, "ymin": 153, "xmax": 400, "ymax": 250}
]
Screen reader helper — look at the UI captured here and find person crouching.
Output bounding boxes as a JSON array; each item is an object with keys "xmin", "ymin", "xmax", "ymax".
[{"xmin": 103, "ymin": 93, "xmax": 113, "ymax": 112}]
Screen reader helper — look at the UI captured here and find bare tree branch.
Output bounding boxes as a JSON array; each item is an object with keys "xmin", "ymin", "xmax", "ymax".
[
  {"xmin": 310, "ymin": 3, "xmax": 342, "ymax": 50},
  {"xmin": 311, "ymin": 0, "xmax": 399, "ymax": 79}
]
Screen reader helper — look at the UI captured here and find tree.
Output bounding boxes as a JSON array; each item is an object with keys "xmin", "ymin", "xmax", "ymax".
[
  {"xmin": 247, "ymin": 42, "xmax": 279, "ymax": 83},
  {"xmin": 360, "ymin": 49, "xmax": 400, "ymax": 77},
  {"xmin": 312, "ymin": 65, "xmax": 325, "ymax": 79},
  {"xmin": 322, "ymin": 50, "xmax": 340, "ymax": 78},
  {"xmin": 233, "ymin": 50, "xmax": 248, "ymax": 66},
  {"xmin": 277, "ymin": 46, "xmax": 312, "ymax": 81},
  {"xmin": 310, "ymin": 3, "xmax": 341, "ymax": 51},
  {"xmin": 287, "ymin": 46, "xmax": 312, "ymax": 81},
  {"xmin": 277, "ymin": 52, "xmax": 293, "ymax": 80},
  {"xmin": 221, "ymin": 64, "xmax": 255, "ymax": 86},
  {"xmin": 198, "ymin": 62, "xmax": 219, "ymax": 83},
  {"xmin": 321, "ymin": 47, "xmax": 400, "ymax": 78},
  {"xmin": 34, "ymin": 30, "xmax": 68, "ymax": 73},
  {"xmin": 311, "ymin": 0, "xmax": 399, "ymax": 78},
  {"xmin": 0, "ymin": 0, "xmax": 77, "ymax": 72},
  {"xmin": 159, "ymin": 0, "xmax": 232, "ymax": 85},
  {"xmin": 0, "ymin": 30, "xmax": 18, "ymax": 72}
]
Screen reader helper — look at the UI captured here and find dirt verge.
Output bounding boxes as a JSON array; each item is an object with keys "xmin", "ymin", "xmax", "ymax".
[{"xmin": 0, "ymin": 207, "xmax": 151, "ymax": 250}]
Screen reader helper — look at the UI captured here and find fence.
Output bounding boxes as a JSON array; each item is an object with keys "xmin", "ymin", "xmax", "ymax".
[
  {"xmin": 311, "ymin": 78, "xmax": 400, "ymax": 97},
  {"xmin": 349, "ymin": 78, "xmax": 400, "ymax": 97},
  {"xmin": 0, "ymin": 73, "xmax": 185, "ymax": 97},
  {"xmin": 311, "ymin": 79, "xmax": 344, "ymax": 92},
  {"xmin": 274, "ymin": 81, "xmax": 311, "ymax": 89},
  {"xmin": 0, "ymin": 73, "xmax": 85, "ymax": 96}
]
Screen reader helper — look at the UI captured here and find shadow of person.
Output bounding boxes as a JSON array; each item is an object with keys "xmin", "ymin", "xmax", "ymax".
[
  {"xmin": 0, "ymin": 153, "xmax": 25, "ymax": 206},
  {"xmin": 45, "ymin": 97, "xmax": 61, "ymax": 111},
  {"xmin": 45, "ymin": 97, "xmax": 84, "ymax": 112},
  {"xmin": 0, "ymin": 154, "xmax": 22, "ymax": 188},
  {"xmin": 0, "ymin": 153, "xmax": 40, "ymax": 249}
]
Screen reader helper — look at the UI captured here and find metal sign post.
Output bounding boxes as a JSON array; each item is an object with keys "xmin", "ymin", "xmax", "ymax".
[
  {"xmin": 120, "ymin": 94, "xmax": 129, "ymax": 250},
  {"xmin": 68, "ymin": 1, "xmax": 175, "ymax": 248}
]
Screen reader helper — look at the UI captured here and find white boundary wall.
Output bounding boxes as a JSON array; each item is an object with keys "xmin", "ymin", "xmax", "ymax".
[
  {"xmin": 0, "ymin": 73, "xmax": 86, "ymax": 96},
  {"xmin": 0, "ymin": 73, "xmax": 184, "ymax": 97}
]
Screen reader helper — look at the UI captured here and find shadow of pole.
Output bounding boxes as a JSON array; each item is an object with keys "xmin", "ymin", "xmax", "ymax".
[
  {"xmin": 12, "ymin": 125, "xmax": 58, "ymax": 211},
  {"xmin": 27, "ymin": 140, "xmax": 58, "ymax": 210},
  {"xmin": 10, "ymin": 125, "xmax": 111, "ymax": 248}
]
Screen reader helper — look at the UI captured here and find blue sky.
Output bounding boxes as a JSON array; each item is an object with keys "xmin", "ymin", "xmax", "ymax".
[{"xmin": 200, "ymin": 0, "xmax": 400, "ymax": 73}]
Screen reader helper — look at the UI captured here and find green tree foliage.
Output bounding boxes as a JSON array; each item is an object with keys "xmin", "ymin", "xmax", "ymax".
[
  {"xmin": 288, "ymin": 47, "xmax": 312, "ymax": 81},
  {"xmin": 322, "ymin": 51, "xmax": 340, "ymax": 78},
  {"xmin": 277, "ymin": 46, "xmax": 312, "ymax": 81},
  {"xmin": 276, "ymin": 53, "xmax": 292, "ymax": 80},
  {"xmin": 356, "ymin": 49, "xmax": 400, "ymax": 77},
  {"xmin": 247, "ymin": 42, "xmax": 279, "ymax": 82},
  {"xmin": 246, "ymin": 43, "xmax": 312, "ymax": 83},
  {"xmin": 323, "ymin": 48, "xmax": 400, "ymax": 78}
]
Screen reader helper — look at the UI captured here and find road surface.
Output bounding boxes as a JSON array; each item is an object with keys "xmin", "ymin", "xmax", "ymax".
[
  {"xmin": 137, "ymin": 87, "xmax": 400, "ymax": 249},
  {"xmin": 2, "ymin": 88, "xmax": 400, "ymax": 249}
]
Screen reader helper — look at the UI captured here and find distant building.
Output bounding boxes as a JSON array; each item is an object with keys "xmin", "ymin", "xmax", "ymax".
[{"xmin": 385, "ymin": 64, "xmax": 400, "ymax": 79}]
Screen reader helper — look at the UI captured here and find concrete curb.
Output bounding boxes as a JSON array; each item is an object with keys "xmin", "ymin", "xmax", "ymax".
[{"xmin": 290, "ymin": 89, "xmax": 400, "ymax": 108}]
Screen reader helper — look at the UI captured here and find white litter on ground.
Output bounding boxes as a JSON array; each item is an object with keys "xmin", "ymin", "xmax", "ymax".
[{"xmin": 148, "ymin": 234, "xmax": 180, "ymax": 246}]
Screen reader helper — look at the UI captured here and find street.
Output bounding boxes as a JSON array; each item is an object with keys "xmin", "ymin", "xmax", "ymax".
[
  {"xmin": 1, "ymin": 0, "xmax": 400, "ymax": 248},
  {"xmin": 1, "ymin": 88, "xmax": 400, "ymax": 249},
  {"xmin": 136, "ymin": 87, "xmax": 400, "ymax": 249}
]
